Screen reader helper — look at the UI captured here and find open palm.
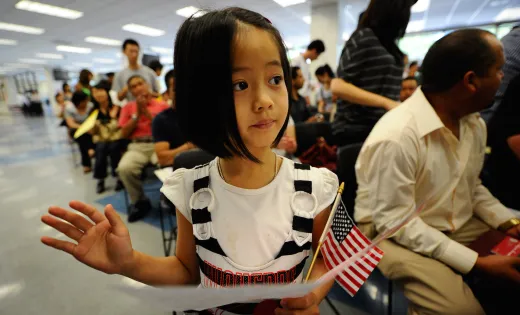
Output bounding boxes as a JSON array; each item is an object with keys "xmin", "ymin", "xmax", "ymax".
[{"xmin": 41, "ymin": 201, "xmax": 134, "ymax": 275}]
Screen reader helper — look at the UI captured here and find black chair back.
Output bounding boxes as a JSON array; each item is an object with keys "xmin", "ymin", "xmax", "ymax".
[
  {"xmin": 173, "ymin": 149, "xmax": 215, "ymax": 171},
  {"xmin": 336, "ymin": 143, "xmax": 363, "ymax": 220}
]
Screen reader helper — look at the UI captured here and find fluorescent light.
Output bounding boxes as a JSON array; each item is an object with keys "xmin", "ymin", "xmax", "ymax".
[
  {"xmin": 35, "ymin": 53, "xmax": 63, "ymax": 59},
  {"xmin": 150, "ymin": 46, "xmax": 173, "ymax": 54},
  {"xmin": 303, "ymin": 16, "xmax": 311, "ymax": 24},
  {"xmin": 93, "ymin": 58, "xmax": 116, "ymax": 64},
  {"xmin": 273, "ymin": 0, "xmax": 306, "ymax": 7},
  {"xmin": 122, "ymin": 23, "xmax": 165, "ymax": 37},
  {"xmin": 56, "ymin": 45, "xmax": 92, "ymax": 54},
  {"xmin": 495, "ymin": 7, "xmax": 520, "ymax": 21},
  {"xmin": 490, "ymin": 0, "xmax": 509, "ymax": 7},
  {"xmin": 15, "ymin": 1, "xmax": 83, "ymax": 19},
  {"xmin": 0, "ymin": 22, "xmax": 44, "ymax": 34},
  {"xmin": 176, "ymin": 6, "xmax": 207, "ymax": 18},
  {"xmin": 73, "ymin": 62, "xmax": 93, "ymax": 68},
  {"xmin": 0, "ymin": 39, "xmax": 17, "ymax": 45},
  {"xmin": 412, "ymin": 0, "xmax": 430, "ymax": 13},
  {"xmin": 5, "ymin": 63, "xmax": 32, "ymax": 68},
  {"xmin": 85, "ymin": 36, "xmax": 121, "ymax": 46},
  {"xmin": 19, "ymin": 58, "xmax": 47, "ymax": 64},
  {"xmin": 406, "ymin": 20, "xmax": 426, "ymax": 32},
  {"xmin": 160, "ymin": 56, "xmax": 173, "ymax": 64},
  {"xmin": 342, "ymin": 32, "xmax": 350, "ymax": 41}
]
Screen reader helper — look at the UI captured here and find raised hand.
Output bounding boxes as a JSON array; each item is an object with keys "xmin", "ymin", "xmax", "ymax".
[{"xmin": 41, "ymin": 201, "xmax": 134, "ymax": 275}]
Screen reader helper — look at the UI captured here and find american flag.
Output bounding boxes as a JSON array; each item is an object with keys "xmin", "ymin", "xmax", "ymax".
[{"xmin": 320, "ymin": 200, "xmax": 384, "ymax": 296}]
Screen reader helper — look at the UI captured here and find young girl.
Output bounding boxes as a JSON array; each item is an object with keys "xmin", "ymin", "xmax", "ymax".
[
  {"xmin": 315, "ymin": 65, "xmax": 336, "ymax": 114},
  {"xmin": 41, "ymin": 7, "xmax": 338, "ymax": 315}
]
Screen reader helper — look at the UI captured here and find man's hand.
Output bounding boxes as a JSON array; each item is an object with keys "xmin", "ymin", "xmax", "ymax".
[
  {"xmin": 506, "ymin": 224, "xmax": 520, "ymax": 239},
  {"xmin": 275, "ymin": 292, "xmax": 320, "ymax": 315},
  {"xmin": 474, "ymin": 255, "xmax": 520, "ymax": 284},
  {"xmin": 136, "ymin": 94, "xmax": 152, "ymax": 120},
  {"xmin": 384, "ymin": 100, "xmax": 399, "ymax": 111}
]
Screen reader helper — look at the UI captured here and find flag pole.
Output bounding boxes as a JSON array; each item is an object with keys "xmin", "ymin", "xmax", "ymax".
[{"xmin": 305, "ymin": 182, "xmax": 345, "ymax": 283}]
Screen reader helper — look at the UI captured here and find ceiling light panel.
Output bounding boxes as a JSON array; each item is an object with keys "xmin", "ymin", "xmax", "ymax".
[
  {"xmin": 495, "ymin": 7, "xmax": 520, "ymax": 21},
  {"xmin": 85, "ymin": 36, "xmax": 122, "ymax": 46},
  {"xmin": 15, "ymin": 1, "xmax": 83, "ymax": 19},
  {"xmin": 150, "ymin": 46, "xmax": 173, "ymax": 54},
  {"xmin": 19, "ymin": 58, "xmax": 47, "ymax": 64},
  {"xmin": 93, "ymin": 58, "xmax": 117, "ymax": 64},
  {"xmin": 56, "ymin": 45, "xmax": 92, "ymax": 54},
  {"xmin": 273, "ymin": 0, "xmax": 306, "ymax": 7},
  {"xmin": 35, "ymin": 53, "xmax": 63, "ymax": 59},
  {"xmin": 0, "ymin": 39, "xmax": 17, "ymax": 45},
  {"xmin": 122, "ymin": 24, "xmax": 165, "ymax": 37},
  {"xmin": 176, "ymin": 6, "xmax": 207, "ymax": 18},
  {"xmin": 0, "ymin": 22, "xmax": 44, "ymax": 34}
]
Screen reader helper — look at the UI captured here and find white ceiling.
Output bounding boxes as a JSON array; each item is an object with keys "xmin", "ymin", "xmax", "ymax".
[{"xmin": 0, "ymin": 0, "xmax": 519, "ymax": 77}]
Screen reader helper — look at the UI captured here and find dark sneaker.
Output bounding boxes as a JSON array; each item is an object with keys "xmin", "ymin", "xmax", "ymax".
[
  {"xmin": 128, "ymin": 199, "xmax": 151, "ymax": 223},
  {"xmin": 96, "ymin": 180, "xmax": 105, "ymax": 194},
  {"xmin": 115, "ymin": 179, "xmax": 124, "ymax": 191}
]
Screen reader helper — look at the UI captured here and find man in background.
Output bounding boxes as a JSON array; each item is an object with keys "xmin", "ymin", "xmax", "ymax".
[
  {"xmin": 112, "ymin": 39, "xmax": 159, "ymax": 102},
  {"xmin": 152, "ymin": 70, "xmax": 194, "ymax": 167},
  {"xmin": 400, "ymin": 76, "xmax": 418, "ymax": 102},
  {"xmin": 355, "ymin": 29, "xmax": 520, "ymax": 314},
  {"xmin": 291, "ymin": 40, "xmax": 326, "ymax": 104},
  {"xmin": 106, "ymin": 72, "xmax": 115, "ymax": 89},
  {"xmin": 117, "ymin": 75, "xmax": 168, "ymax": 222}
]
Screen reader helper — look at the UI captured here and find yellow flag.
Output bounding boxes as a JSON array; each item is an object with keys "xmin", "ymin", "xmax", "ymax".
[{"xmin": 74, "ymin": 109, "xmax": 99, "ymax": 139}]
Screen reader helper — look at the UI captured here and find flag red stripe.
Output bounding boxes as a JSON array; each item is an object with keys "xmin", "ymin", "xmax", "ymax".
[
  {"xmin": 353, "ymin": 227, "xmax": 384, "ymax": 257},
  {"xmin": 321, "ymin": 240, "xmax": 357, "ymax": 295},
  {"xmin": 326, "ymin": 234, "xmax": 368, "ymax": 282},
  {"xmin": 323, "ymin": 236, "xmax": 364, "ymax": 287},
  {"xmin": 351, "ymin": 228, "xmax": 383, "ymax": 264},
  {"xmin": 347, "ymin": 231, "xmax": 380, "ymax": 268},
  {"xmin": 327, "ymin": 233, "xmax": 370, "ymax": 278}
]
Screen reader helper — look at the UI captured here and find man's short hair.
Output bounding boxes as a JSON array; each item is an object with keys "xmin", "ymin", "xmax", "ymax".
[
  {"xmin": 106, "ymin": 72, "xmax": 115, "ymax": 78},
  {"xmin": 148, "ymin": 60, "xmax": 163, "ymax": 71},
  {"xmin": 122, "ymin": 38, "xmax": 139, "ymax": 51},
  {"xmin": 291, "ymin": 66, "xmax": 301, "ymax": 80},
  {"xmin": 409, "ymin": 61, "xmax": 418, "ymax": 68},
  {"xmin": 164, "ymin": 69, "xmax": 175, "ymax": 87},
  {"xmin": 421, "ymin": 29, "xmax": 496, "ymax": 93},
  {"xmin": 71, "ymin": 91, "xmax": 88, "ymax": 107},
  {"xmin": 307, "ymin": 40, "xmax": 325, "ymax": 54},
  {"xmin": 403, "ymin": 76, "xmax": 418, "ymax": 83},
  {"xmin": 127, "ymin": 74, "xmax": 145, "ymax": 86}
]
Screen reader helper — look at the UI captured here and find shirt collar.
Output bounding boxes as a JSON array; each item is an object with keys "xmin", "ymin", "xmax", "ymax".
[{"xmin": 406, "ymin": 87, "xmax": 445, "ymax": 138}]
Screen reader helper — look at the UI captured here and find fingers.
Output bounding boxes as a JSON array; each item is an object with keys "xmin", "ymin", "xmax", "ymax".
[
  {"xmin": 41, "ymin": 236, "xmax": 76, "ymax": 255},
  {"xmin": 41, "ymin": 215, "xmax": 83, "ymax": 241},
  {"xmin": 69, "ymin": 200, "xmax": 106, "ymax": 224},
  {"xmin": 280, "ymin": 293, "xmax": 316, "ymax": 310},
  {"xmin": 48, "ymin": 206, "xmax": 94, "ymax": 232},
  {"xmin": 104, "ymin": 204, "xmax": 128, "ymax": 236}
]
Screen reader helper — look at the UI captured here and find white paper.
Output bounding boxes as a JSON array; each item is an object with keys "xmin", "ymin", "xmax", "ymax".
[
  {"xmin": 114, "ymin": 282, "xmax": 320, "ymax": 312},
  {"xmin": 154, "ymin": 167, "xmax": 173, "ymax": 183}
]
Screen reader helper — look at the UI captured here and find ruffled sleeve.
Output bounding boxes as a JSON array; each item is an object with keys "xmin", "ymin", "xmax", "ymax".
[
  {"xmin": 160, "ymin": 168, "xmax": 192, "ymax": 223},
  {"xmin": 316, "ymin": 167, "xmax": 339, "ymax": 216}
]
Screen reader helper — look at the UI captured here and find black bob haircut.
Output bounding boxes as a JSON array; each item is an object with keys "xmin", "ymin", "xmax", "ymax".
[
  {"xmin": 174, "ymin": 7, "xmax": 292, "ymax": 163},
  {"xmin": 164, "ymin": 69, "xmax": 175, "ymax": 88},
  {"xmin": 315, "ymin": 64, "xmax": 335, "ymax": 78},
  {"xmin": 421, "ymin": 29, "xmax": 497, "ymax": 93},
  {"xmin": 122, "ymin": 38, "xmax": 139, "ymax": 51},
  {"xmin": 71, "ymin": 91, "xmax": 88, "ymax": 108},
  {"xmin": 307, "ymin": 40, "xmax": 325, "ymax": 54},
  {"xmin": 148, "ymin": 59, "xmax": 163, "ymax": 71}
]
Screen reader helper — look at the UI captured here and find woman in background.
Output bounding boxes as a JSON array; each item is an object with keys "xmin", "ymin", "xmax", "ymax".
[
  {"xmin": 65, "ymin": 91, "xmax": 95, "ymax": 173},
  {"xmin": 90, "ymin": 81, "xmax": 124, "ymax": 193},
  {"xmin": 75, "ymin": 69, "xmax": 93, "ymax": 97},
  {"xmin": 315, "ymin": 64, "xmax": 337, "ymax": 114},
  {"xmin": 331, "ymin": 0, "xmax": 413, "ymax": 145},
  {"xmin": 62, "ymin": 83, "xmax": 73, "ymax": 101}
]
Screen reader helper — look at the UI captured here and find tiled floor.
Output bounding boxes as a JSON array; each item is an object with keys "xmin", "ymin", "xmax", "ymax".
[{"xmin": 0, "ymin": 110, "xmax": 373, "ymax": 315}]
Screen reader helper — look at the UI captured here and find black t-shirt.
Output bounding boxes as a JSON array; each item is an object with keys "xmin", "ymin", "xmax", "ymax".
[
  {"xmin": 152, "ymin": 107, "xmax": 186, "ymax": 151},
  {"xmin": 291, "ymin": 94, "xmax": 311, "ymax": 124},
  {"xmin": 483, "ymin": 75, "xmax": 520, "ymax": 209}
]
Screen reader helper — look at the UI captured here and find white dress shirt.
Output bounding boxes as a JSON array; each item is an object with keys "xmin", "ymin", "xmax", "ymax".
[
  {"xmin": 355, "ymin": 88, "xmax": 516, "ymax": 274},
  {"xmin": 291, "ymin": 54, "xmax": 311, "ymax": 98}
]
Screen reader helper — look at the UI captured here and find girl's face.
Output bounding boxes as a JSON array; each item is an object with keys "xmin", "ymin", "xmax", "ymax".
[
  {"xmin": 231, "ymin": 26, "xmax": 288, "ymax": 154},
  {"xmin": 317, "ymin": 74, "xmax": 330, "ymax": 85},
  {"xmin": 92, "ymin": 87, "xmax": 108, "ymax": 104},
  {"xmin": 56, "ymin": 93, "xmax": 64, "ymax": 104}
]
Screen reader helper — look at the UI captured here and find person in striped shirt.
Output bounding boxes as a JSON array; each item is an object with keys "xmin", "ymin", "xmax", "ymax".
[{"xmin": 330, "ymin": 0, "xmax": 413, "ymax": 146}]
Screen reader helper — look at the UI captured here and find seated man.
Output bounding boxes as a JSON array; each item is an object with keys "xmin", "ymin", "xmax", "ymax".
[
  {"xmin": 290, "ymin": 66, "xmax": 320, "ymax": 124},
  {"xmin": 117, "ymin": 75, "xmax": 169, "ymax": 222},
  {"xmin": 400, "ymin": 76, "xmax": 418, "ymax": 102},
  {"xmin": 355, "ymin": 29, "xmax": 520, "ymax": 315},
  {"xmin": 152, "ymin": 70, "xmax": 194, "ymax": 167}
]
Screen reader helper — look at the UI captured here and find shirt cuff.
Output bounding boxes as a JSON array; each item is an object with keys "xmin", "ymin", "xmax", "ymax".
[
  {"xmin": 479, "ymin": 204, "xmax": 517, "ymax": 229},
  {"xmin": 437, "ymin": 240, "xmax": 478, "ymax": 274}
]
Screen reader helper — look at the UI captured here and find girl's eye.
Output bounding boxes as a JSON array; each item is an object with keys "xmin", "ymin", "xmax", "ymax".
[
  {"xmin": 269, "ymin": 75, "xmax": 283, "ymax": 85},
  {"xmin": 233, "ymin": 81, "xmax": 249, "ymax": 91}
]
